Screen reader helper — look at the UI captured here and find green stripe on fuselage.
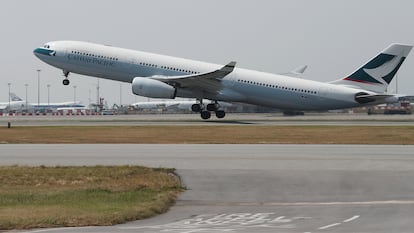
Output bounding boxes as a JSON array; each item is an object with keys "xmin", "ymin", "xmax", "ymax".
[{"xmin": 34, "ymin": 48, "xmax": 54, "ymax": 56}]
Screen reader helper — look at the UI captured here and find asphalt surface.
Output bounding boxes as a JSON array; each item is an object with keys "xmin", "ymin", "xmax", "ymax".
[
  {"xmin": 1, "ymin": 144, "xmax": 413, "ymax": 233},
  {"xmin": 1, "ymin": 113, "xmax": 414, "ymax": 126}
]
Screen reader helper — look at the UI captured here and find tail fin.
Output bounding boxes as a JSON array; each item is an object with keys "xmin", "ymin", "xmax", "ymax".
[
  {"xmin": 10, "ymin": 93, "xmax": 23, "ymax": 102},
  {"xmin": 331, "ymin": 43, "xmax": 412, "ymax": 93}
]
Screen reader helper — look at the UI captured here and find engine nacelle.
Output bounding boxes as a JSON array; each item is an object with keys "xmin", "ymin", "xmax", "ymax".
[{"xmin": 132, "ymin": 77, "xmax": 176, "ymax": 99}]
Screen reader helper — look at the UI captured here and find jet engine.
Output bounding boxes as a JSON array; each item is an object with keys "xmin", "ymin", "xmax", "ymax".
[{"xmin": 132, "ymin": 77, "xmax": 176, "ymax": 99}]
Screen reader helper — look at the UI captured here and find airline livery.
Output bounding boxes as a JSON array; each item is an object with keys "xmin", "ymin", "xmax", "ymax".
[
  {"xmin": 0, "ymin": 93, "xmax": 85, "ymax": 112},
  {"xmin": 0, "ymin": 93, "xmax": 27, "ymax": 112},
  {"xmin": 34, "ymin": 41, "xmax": 412, "ymax": 119}
]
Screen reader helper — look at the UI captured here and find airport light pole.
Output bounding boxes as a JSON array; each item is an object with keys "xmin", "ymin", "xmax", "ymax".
[
  {"xmin": 88, "ymin": 89, "xmax": 91, "ymax": 106},
  {"xmin": 37, "ymin": 69, "xmax": 41, "ymax": 108},
  {"xmin": 96, "ymin": 78, "xmax": 100, "ymax": 112},
  {"xmin": 395, "ymin": 72, "xmax": 399, "ymax": 94},
  {"xmin": 120, "ymin": 83, "xmax": 122, "ymax": 107},
  {"xmin": 25, "ymin": 84, "xmax": 28, "ymax": 111},
  {"xmin": 73, "ymin": 85, "xmax": 77, "ymax": 103},
  {"xmin": 47, "ymin": 84, "xmax": 50, "ymax": 107},
  {"xmin": 7, "ymin": 83, "xmax": 11, "ymax": 112}
]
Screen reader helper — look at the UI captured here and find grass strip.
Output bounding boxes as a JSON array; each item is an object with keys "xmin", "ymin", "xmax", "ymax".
[
  {"xmin": 0, "ymin": 125, "xmax": 413, "ymax": 144},
  {"xmin": 0, "ymin": 166, "xmax": 183, "ymax": 230}
]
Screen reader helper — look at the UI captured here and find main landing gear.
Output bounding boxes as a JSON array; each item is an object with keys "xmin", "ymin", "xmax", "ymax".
[
  {"xmin": 192, "ymin": 100, "xmax": 226, "ymax": 120},
  {"xmin": 62, "ymin": 70, "xmax": 70, "ymax": 85}
]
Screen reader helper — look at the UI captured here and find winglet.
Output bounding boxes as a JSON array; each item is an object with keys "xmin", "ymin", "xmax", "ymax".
[
  {"xmin": 292, "ymin": 65, "xmax": 307, "ymax": 75},
  {"xmin": 221, "ymin": 61, "xmax": 237, "ymax": 73}
]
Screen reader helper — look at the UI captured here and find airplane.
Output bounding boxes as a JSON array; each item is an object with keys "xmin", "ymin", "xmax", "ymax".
[
  {"xmin": 0, "ymin": 93, "xmax": 86, "ymax": 113},
  {"xmin": 0, "ymin": 93, "xmax": 28, "ymax": 112},
  {"xmin": 32, "ymin": 101, "xmax": 86, "ymax": 112},
  {"xmin": 34, "ymin": 41, "xmax": 413, "ymax": 119}
]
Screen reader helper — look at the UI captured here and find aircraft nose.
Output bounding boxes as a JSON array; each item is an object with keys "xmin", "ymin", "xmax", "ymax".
[
  {"xmin": 33, "ymin": 47, "xmax": 56, "ymax": 57},
  {"xmin": 33, "ymin": 48, "xmax": 42, "ymax": 57}
]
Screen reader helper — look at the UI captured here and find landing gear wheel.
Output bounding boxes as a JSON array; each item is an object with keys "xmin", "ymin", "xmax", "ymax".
[
  {"xmin": 191, "ymin": 104, "xmax": 202, "ymax": 113},
  {"xmin": 200, "ymin": 111, "xmax": 211, "ymax": 120},
  {"xmin": 63, "ymin": 79, "xmax": 70, "ymax": 85},
  {"xmin": 215, "ymin": 110, "xmax": 226, "ymax": 119},
  {"xmin": 207, "ymin": 103, "xmax": 218, "ymax": 112}
]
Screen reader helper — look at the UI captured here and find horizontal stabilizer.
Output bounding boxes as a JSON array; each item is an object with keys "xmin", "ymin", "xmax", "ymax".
[
  {"xmin": 355, "ymin": 93, "xmax": 397, "ymax": 104},
  {"xmin": 395, "ymin": 95, "xmax": 414, "ymax": 101}
]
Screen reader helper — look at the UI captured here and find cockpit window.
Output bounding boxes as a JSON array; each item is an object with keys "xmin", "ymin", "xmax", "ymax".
[{"xmin": 44, "ymin": 44, "xmax": 50, "ymax": 49}]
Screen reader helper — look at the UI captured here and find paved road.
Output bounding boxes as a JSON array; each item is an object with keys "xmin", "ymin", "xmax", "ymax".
[
  {"xmin": 1, "ymin": 113, "xmax": 414, "ymax": 126},
  {"xmin": 2, "ymin": 144, "xmax": 414, "ymax": 233}
]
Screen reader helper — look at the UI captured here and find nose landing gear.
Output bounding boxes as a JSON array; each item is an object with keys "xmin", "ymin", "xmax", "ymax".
[{"xmin": 62, "ymin": 70, "xmax": 70, "ymax": 85}]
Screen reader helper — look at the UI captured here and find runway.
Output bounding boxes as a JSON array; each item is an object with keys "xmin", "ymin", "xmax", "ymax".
[
  {"xmin": 3, "ymin": 144, "xmax": 414, "ymax": 233},
  {"xmin": 1, "ymin": 113, "xmax": 414, "ymax": 126}
]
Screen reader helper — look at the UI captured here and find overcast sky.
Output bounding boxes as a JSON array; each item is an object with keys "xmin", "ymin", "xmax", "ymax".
[{"xmin": 1, "ymin": 0, "xmax": 413, "ymax": 106}]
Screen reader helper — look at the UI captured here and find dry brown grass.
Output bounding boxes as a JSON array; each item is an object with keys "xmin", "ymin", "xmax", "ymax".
[
  {"xmin": 0, "ymin": 166, "xmax": 182, "ymax": 230},
  {"xmin": 0, "ymin": 125, "xmax": 413, "ymax": 144}
]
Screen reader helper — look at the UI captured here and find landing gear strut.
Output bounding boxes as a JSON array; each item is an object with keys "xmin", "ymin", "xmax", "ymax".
[
  {"xmin": 192, "ymin": 99, "xmax": 226, "ymax": 120},
  {"xmin": 62, "ymin": 70, "xmax": 70, "ymax": 85}
]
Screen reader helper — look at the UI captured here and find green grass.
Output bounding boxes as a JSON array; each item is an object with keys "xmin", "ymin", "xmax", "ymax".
[{"xmin": 0, "ymin": 166, "xmax": 183, "ymax": 230}]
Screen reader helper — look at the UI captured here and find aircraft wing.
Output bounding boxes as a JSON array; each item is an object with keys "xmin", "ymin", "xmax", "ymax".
[
  {"xmin": 356, "ymin": 93, "xmax": 414, "ymax": 104},
  {"xmin": 396, "ymin": 95, "xmax": 414, "ymax": 101},
  {"xmin": 152, "ymin": 61, "xmax": 236, "ymax": 95}
]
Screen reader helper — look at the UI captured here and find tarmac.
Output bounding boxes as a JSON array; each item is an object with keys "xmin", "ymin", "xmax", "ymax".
[
  {"xmin": 1, "ymin": 144, "xmax": 413, "ymax": 233},
  {"xmin": 0, "ymin": 113, "xmax": 414, "ymax": 126}
]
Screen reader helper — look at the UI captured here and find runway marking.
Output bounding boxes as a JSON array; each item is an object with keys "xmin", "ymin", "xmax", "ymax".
[
  {"xmin": 343, "ymin": 215, "xmax": 360, "ymax": 223},
  {"xmin": 119, "ymin": 212, "xmax": 311, "ymax": 232},
  {"xmin": 317, "ymin": 215, "xmax": 360, "ymax": 231},
  {"xmin": 318, "ymin": 222, "xmax": 341, "ymax": 230},
  {"xmin": 178, "ymin": 200, "xmax": 414, "ymax": 206}
]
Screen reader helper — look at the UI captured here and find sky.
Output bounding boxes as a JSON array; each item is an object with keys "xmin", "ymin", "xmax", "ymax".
[{"xmin": 1, "ymin": 0, "xmax": 414, "ymax": 107}]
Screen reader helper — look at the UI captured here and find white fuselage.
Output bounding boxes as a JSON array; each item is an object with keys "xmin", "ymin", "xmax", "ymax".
[
  {"xmin": 34, "ymin": 41, "xmax": 379, "ymax": 111},
  {"xmin": 0, "ymin": 101, "xmax": 28, "ymax": 112}
]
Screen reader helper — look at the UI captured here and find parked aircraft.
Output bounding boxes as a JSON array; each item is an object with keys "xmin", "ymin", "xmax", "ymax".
[
  {"xmin": 0, "ymin": 93, "xmax": 86, "ymax": 113},
  {"xmin": 34, "ymin": 41, "xmax": 412, "ymax": 119},
  {"xmin": 0, "ymin": 93, "xmax": 27, "ymax": 112},
  {"xmin": 32, "ymin": 102, "xmax": 86, "ymax": 112}
]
